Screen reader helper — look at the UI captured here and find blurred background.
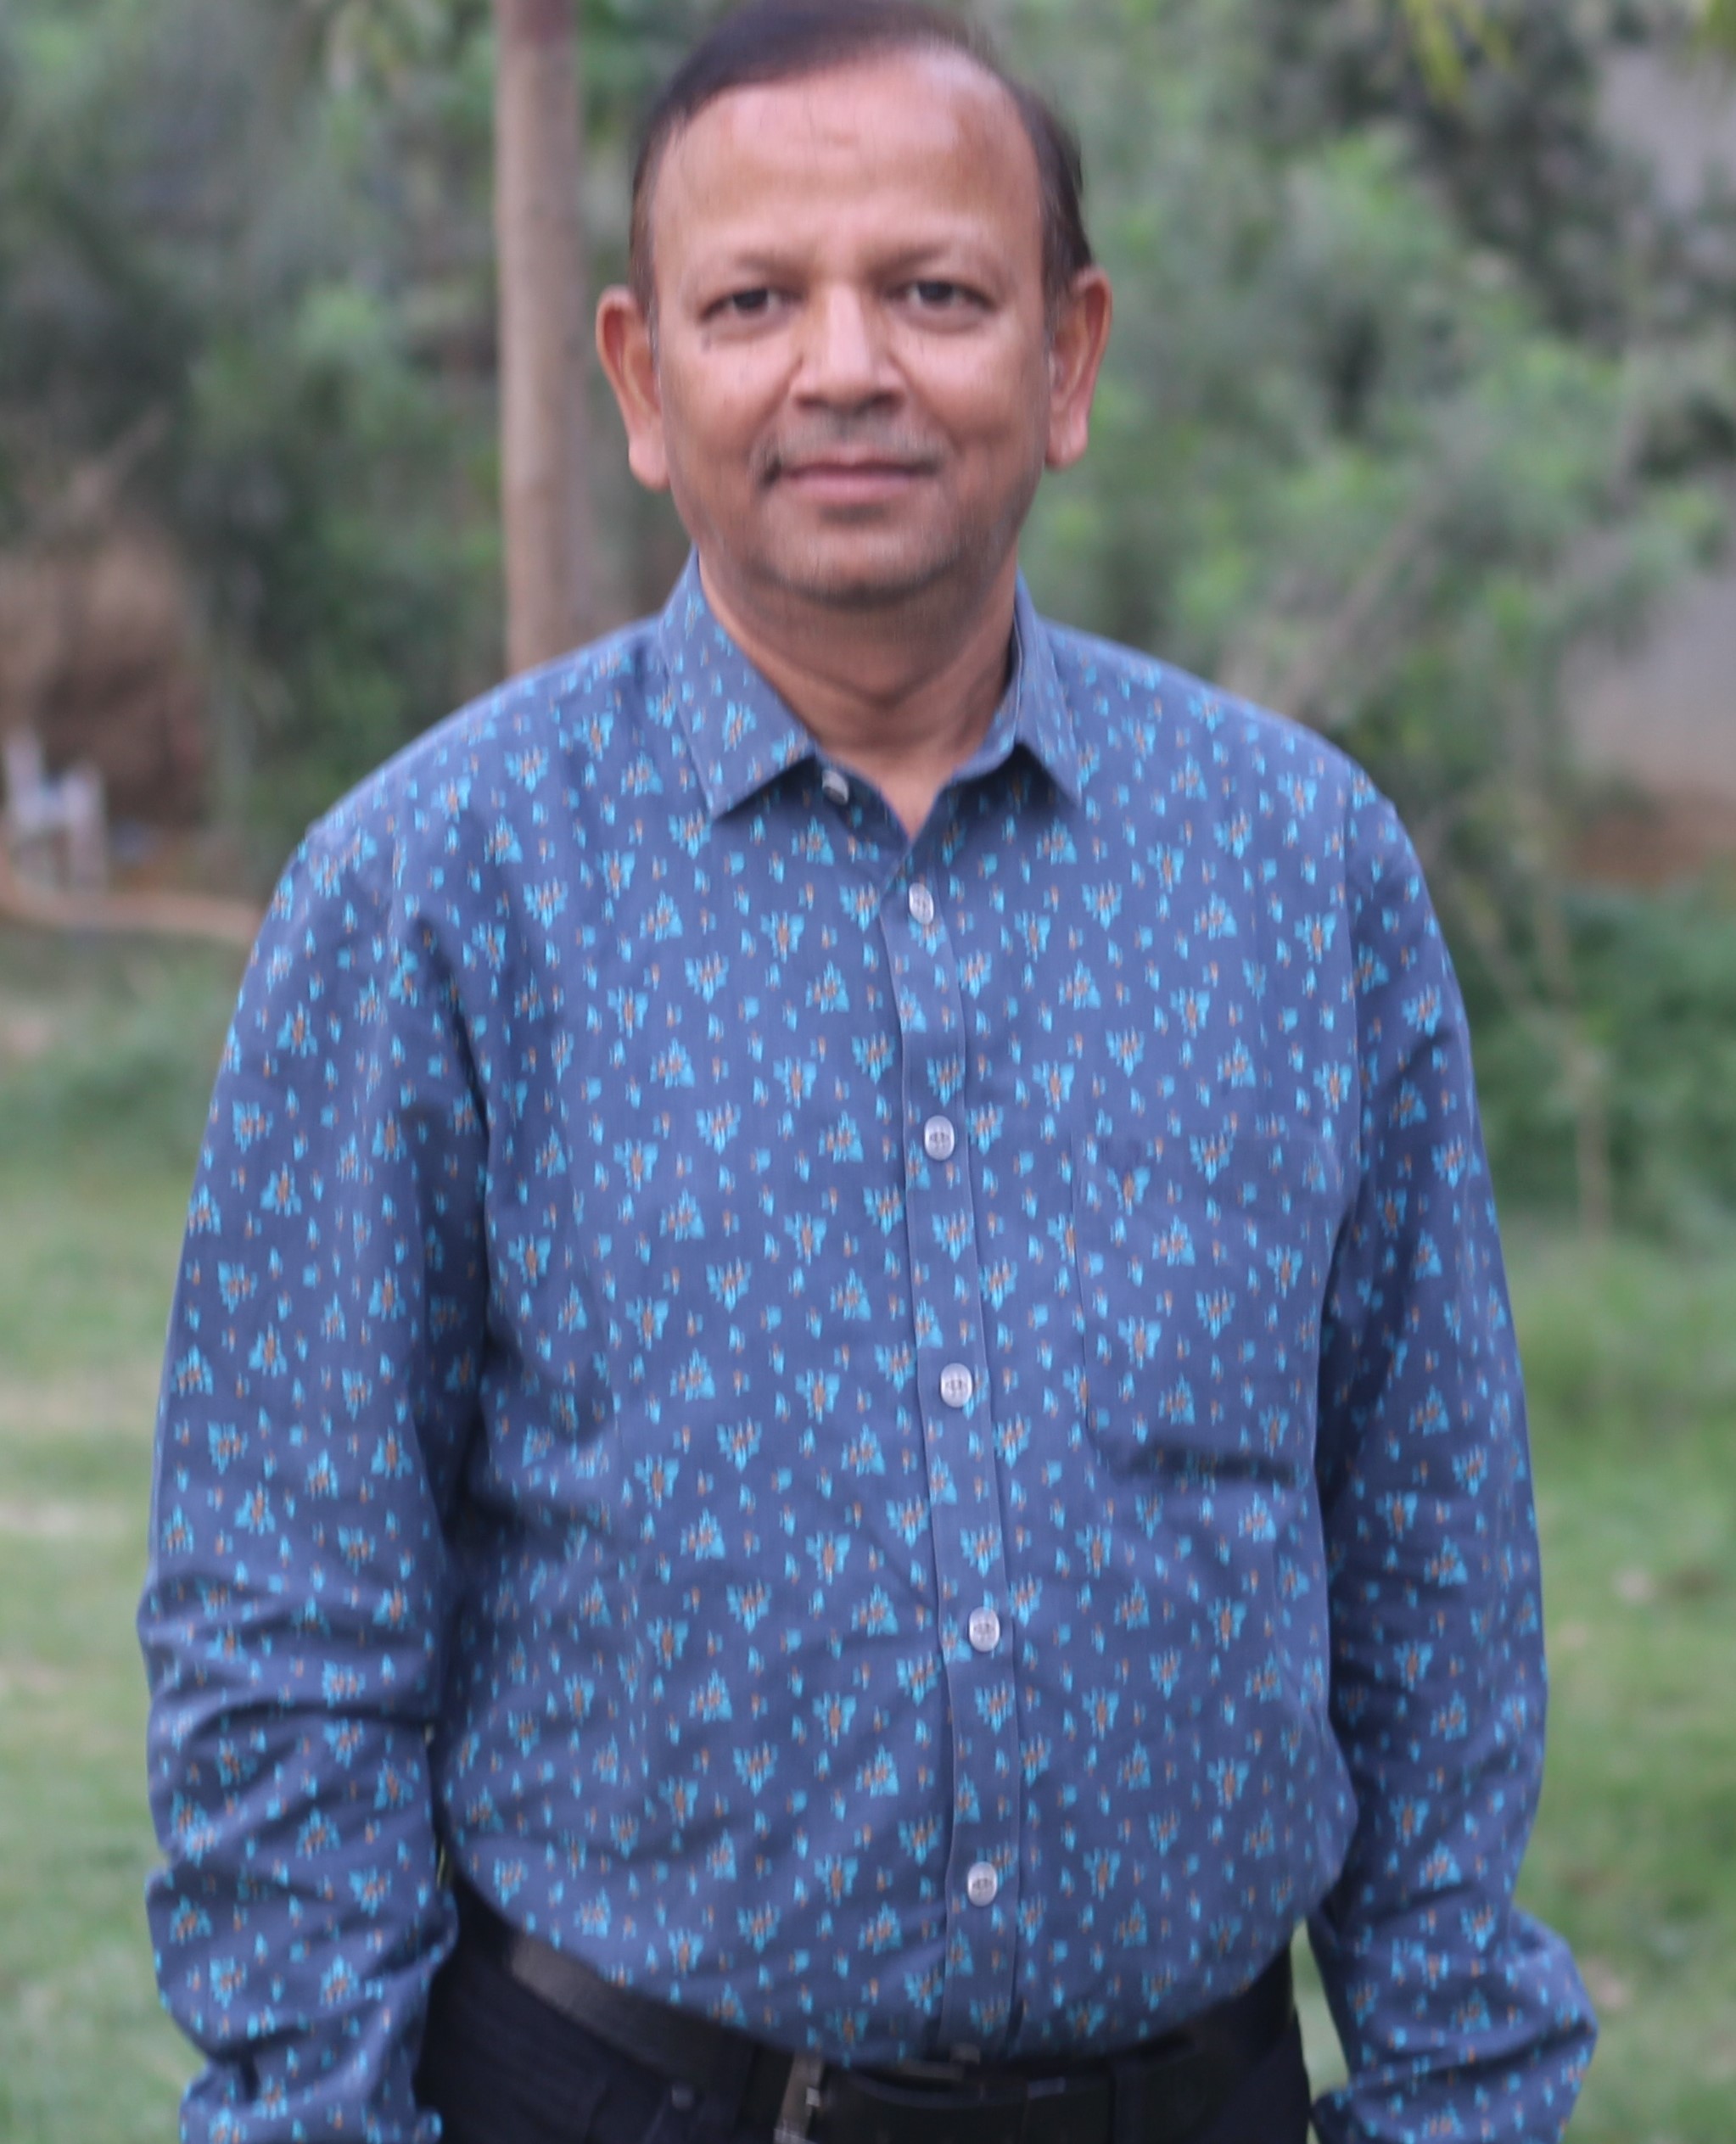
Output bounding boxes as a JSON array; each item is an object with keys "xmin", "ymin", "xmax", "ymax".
[{"xmin": 0, "ymin": 1, "xmax": 1733, "ymax": 2138}]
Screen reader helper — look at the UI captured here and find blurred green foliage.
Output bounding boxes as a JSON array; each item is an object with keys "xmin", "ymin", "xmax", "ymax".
[
  {"xmin": 0, "ymin": 929, "xmax": 239, "ymax": 1172},
  {"xmin": 1, "ymin": 0, "xmax": 1734, "ymax": 1231},
  {"xmin": 0, "ymin": 0, "xmax": 503, "ymax": 845},
  {"xmin": 1012, "ymin": 0, "xmax": 1736, "ymax": 1232},
  {"xmin": 1476, "ymin": 885, "xmax": 1736, "ymax": 1229},
  {"xmin": 1700, "ymin": 0, "xmax": 1736, "ymax": 60}
]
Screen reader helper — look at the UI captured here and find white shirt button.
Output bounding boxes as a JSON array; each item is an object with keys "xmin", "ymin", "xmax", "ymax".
[
  {"xmin": 820, "ymin": 768, "xmax": 850, "ymax": 806},
  {"xmin": 965, "ymin": 1861, "xmax": 999, "ymax": 1907},
  {"xmin": 938, "ymin": 1363, "xmax": 973, "ymax": 1408},
  {"xmin": 922, "ymin": 1116, "xmax": 956, "ymax": 1162},
  {"xmin": 967, "ymin": 1607, "xmax": 1001, "ymax": 1654},
  {"xmin": 908, "ymin": 883, "xmax": 936, "ymax": 926}
]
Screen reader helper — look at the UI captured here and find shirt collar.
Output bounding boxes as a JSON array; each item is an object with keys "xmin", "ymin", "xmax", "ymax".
[{"xmin": 656, "ymin": 552, "xmax": 1083, "ymax": 820}]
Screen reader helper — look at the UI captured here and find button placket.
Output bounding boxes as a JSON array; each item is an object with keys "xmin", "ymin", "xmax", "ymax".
[{"xmin": 882, "ymin": 854, "xmax": 1021, "ymax": 2055}]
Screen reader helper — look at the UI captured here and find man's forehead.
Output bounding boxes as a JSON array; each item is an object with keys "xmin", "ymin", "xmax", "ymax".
[{"xmin": 651, "ymin": 48, "xmax": 1039, "ymax": 244}]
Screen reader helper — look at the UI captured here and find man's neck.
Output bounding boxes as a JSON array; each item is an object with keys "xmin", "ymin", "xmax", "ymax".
[{"xmin": 696, "ymin": 552, "xmax": 1020, "ymax": 837}]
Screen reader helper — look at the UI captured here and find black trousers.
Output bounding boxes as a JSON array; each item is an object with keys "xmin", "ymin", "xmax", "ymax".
[{"xmin": 415, "ymin": 1936, "xmax": 1313, "ymax": 2144}]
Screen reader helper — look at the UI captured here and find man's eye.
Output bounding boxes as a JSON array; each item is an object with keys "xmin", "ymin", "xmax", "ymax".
[
  {"xmin": 910, "ymin": 281, "xmax": 962, "ymax": 307},
  {"xmin": 719, "ymin": 288, "xmax": 774, "ymax": 317}
]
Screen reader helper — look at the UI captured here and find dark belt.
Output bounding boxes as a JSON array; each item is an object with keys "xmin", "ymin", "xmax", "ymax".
[{"xmin": 451, "ymin": 1878, "xmax": 1295, "ymax": 2144}]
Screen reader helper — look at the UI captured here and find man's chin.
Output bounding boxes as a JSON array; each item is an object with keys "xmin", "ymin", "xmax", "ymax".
[{"xmin": 758, "ymin": 532, "xmax": 975, "ymax": 613}]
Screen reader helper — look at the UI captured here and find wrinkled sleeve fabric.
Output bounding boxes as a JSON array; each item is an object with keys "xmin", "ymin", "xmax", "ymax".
[
  {"xmin": 139, "ymin": 800, "xmax": 489, "ymax": 2144},
  {"xmin": 1306, "ymin": 786, "xmax": 1595, "ymax": 2142}
]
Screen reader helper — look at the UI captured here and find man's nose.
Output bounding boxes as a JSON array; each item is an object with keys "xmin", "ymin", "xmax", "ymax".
[{"xmin": 793, "ymin": 287, "xmax": 898, "ymax": 407}]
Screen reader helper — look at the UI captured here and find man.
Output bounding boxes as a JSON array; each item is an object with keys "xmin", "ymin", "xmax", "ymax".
[{"xmin": 139, "ymin": 4, "xmax": 1596, "ymax": 2141}]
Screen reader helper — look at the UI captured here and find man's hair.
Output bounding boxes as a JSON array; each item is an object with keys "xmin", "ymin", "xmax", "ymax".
[{"xmin": 628, "ymin": 0, "xmax": 1093, "ymax": 322}]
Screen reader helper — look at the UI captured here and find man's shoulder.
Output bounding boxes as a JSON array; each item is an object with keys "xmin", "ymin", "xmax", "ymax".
[
  {"xmin": 293, "ymin": 613, "xmax": 667, "ymax": 872},
  {"xmin": 1035, "ymin": 611, "xmax": 1375, "ymax": 815}
]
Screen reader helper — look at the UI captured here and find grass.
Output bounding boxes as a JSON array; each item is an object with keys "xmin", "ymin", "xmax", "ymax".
[
  {"xmin": 1, "ymin": 929, "xmax": 1733, "ymax": 2141},
  {"xmin": 0, "ymin": 930, "xmax": 238, "ymax": 2144},
  {"xmin": 0, "ymin": 1167, "xmax": 202, "ymax": 2144},
  {"xmin": 1500, "ymin": 1236, "xmax": 1736, "ymax": 2141}
]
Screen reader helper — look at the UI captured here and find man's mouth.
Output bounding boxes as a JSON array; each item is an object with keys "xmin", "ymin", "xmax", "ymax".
[{"xmin": 771, "ymin": 456, "xmax": 936, "ymax": 502}]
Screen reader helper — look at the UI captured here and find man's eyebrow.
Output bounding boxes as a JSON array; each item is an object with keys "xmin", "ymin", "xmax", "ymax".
[
  {"xmin": 690, "ymin": 249, "xmax": 802, "ymax": 281},
  {"xmin": 877, "ymin": 239, "xmax": 1004, "ymax": 277}
]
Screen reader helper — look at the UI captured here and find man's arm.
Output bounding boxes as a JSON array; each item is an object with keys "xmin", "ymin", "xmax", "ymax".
[
  {"xmin": 139, "ymin": 805, "xmax": 490, "ymax": 2143},
  {"xmin": 1307, "ymin": 787, "xmax": 1595, "ymax": 2143}
]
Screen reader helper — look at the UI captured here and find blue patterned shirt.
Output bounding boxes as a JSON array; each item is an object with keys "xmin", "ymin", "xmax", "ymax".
[{"xmin": 141, "ymin": 558, "xmax": 1593, "ymax": 2143}]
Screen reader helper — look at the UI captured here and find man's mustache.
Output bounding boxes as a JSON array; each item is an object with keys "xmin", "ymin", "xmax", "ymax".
[{"xmin": 755, "ymin": 430, "xmax": 944, "ymax": 483}]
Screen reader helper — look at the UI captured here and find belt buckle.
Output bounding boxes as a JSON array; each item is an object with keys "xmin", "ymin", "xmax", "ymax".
[{"xmin": 775, "ymin": 2053, "xmax": 826, "ymax": 2144}]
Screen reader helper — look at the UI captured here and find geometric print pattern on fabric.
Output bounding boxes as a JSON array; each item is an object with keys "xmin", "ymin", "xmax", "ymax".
[{"xmin": 140, "ymin": 557, "xmax": 1593, "ymax": 2144}]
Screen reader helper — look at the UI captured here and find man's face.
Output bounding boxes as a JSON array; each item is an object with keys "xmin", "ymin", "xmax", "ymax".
[{"xmin": 601, "ymin": 50, "xmax": 1099, "ymax": 618}]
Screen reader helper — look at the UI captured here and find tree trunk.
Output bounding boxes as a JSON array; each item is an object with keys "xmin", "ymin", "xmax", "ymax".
[{"xmin": 493, "ymin": 0, "xmax": 593, "ymax": 675}]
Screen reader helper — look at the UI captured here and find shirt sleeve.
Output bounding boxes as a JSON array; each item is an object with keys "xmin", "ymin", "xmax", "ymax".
[
  {"xmin": 1306, "ymin": 786, "xmax": 1596, "ymax": 2143},
  {"xmin": 138, "ymin": 802, "xmax": 490, "ymax": 2144}
]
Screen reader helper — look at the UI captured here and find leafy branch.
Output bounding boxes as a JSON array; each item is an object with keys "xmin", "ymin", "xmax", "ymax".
[{"xmin": 1395, "ymin": 0, "xmax": 1509, "ymax": 98}]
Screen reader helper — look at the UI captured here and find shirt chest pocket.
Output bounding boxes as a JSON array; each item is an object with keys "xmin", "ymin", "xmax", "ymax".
[{"xmin": 1069, "ymin": 1122, "xmax": 1340, "ymax": 1473}]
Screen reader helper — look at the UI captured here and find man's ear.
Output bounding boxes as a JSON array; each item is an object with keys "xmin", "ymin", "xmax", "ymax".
[
  {"xmin": 1044, "ymin": 267, "xmax": 1114, "ymax": 473},
  {"xmin": 596, "ymin": 287, "xmax": 670, "ymax": 493}
]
